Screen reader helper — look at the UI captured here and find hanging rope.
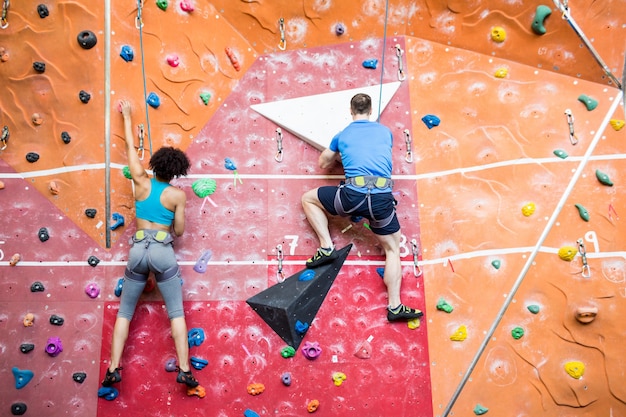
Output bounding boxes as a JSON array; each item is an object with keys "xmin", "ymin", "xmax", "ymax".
[
  {"xmin": 376, "ymin": 0, "xmax": 391, "ymax": 121},
  {"xmin": 136, "ymin": 0, "xmax": 153, "ymax": 157}
]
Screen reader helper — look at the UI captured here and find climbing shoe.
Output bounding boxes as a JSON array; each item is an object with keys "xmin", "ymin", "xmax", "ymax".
[
  {"xmin": 387, "ymin": 305, "xmax": 424, "ymax": 322},
  {"xmin": 306, "ymin": 247, "xmax": 338, "ymax": 268},
  {"xmin": 101, "ymin": 367, "xmax": 122, "ymax": 387},
  {"xmin": 176, "ymin": 369, "xmax": 199, "ymax": 388}
]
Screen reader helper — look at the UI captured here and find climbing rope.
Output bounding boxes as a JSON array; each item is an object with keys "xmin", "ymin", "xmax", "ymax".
[
  {"xmin": 105, "ymin": 0, "xmax": 112, "ymax": 247},
  {"xmin": 136, "ymin": 0, "xmax": 153, "ymax": 157},
  {"xmin": 376, "ymin": 0, "xmax": 391, "ymax": 121}
]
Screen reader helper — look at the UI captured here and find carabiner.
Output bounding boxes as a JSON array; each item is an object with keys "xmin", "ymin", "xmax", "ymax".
[
  {"xmin": 275, "ymin": 127, "xmax": 283, "ymax": 162},
  {"xmin": 411, "ymin": 239, "xmax": 423, "ymax": 277},
  {"xmin": 276, "ymin": 244, "xmax": 285, "ymax": 283},
  {"xmin": 404, "ymin": 129, "xmax": 413, "ymax": 163},
  {"xmin": 0, "ymin": 125, "xmax": 8, "ymax": 151},
  {"xmin": 564, "ymin": 109, "xmax": 578, "ymax": 145},
  {"xmin": 395, "ymin": 44, "xmax": 406, "ymax": 81},
  {"xmin": 1, "ymin": 0, "xmax": 9, "ymax": 29},
  {"xmin": 135, "ymin": 0, "xmax": 144, "ymax": 29},
  {"xmin": 577, "ymin": 238, "xmax": 590, "ymax": 278},
  {"xmin": 137, "ymin": 124, "xmax": 145, "ymax": 160},
  {"xmin": 278, "ymin": 18, "xmax": 286, "ymax": 51}
]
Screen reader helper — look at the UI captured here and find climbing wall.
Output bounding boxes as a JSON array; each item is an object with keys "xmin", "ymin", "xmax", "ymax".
[{"xmin": 1, "ymin": 1, "xmax": 625, "ymax": 417}]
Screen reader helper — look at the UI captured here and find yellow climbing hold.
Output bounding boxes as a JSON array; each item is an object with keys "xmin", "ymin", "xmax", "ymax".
[
  {"xmin": 491, "ymin": 26, "xmax": 506, "ymax": 42},
  {"xmin": 610, "ymin": 119, "xmax": 625, "ymax": 131},
  {"xmin": 494, "ymin": 67, "xmax": 508, "ymax": 78},
  {"xmin": 450, "ymin": 325, "xmax": 467, "ymax": 341},
  {"xmin": 564, "ymin": 361, "xmax": 585, "ymax": 379},
  {"xmin": 332, "ymin": 372, "xmax": 347, "ymax": 386},
  {"xmin": 558, "ymin": 246, "xmax": 577, "ymax": 262},
  {"xmin": 521, "ymin": 202, "xmax": 536, "ymax": 217},
  {"xmin": 407, "ymin": 318, "xmax": 421, "ymax": 329}
]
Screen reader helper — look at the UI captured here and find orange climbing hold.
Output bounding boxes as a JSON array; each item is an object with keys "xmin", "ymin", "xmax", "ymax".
[
  {"xmin": 187, "ymin": 385, "xmax": 206, "ymax": 398},
  {"xmin": 48, "ymin": 181, "xmax": 60, "ymax": 195},
  {"xmin": 307, "ymin": 399, "xmax": 320, "ymax": 413},
  {"xmin": 23, "ymin": 313, "xmax": 35, "ymax": 327},
  {"xmin": 9, "ymin": 253, "xmax": 21, "ymax": 266},
  {"xmin": 225, "ymin": 47, "xmax": 241, "ymax": 71},
  {"xmin": 246, "ymin": 382, "xmax": 265, "ymax": 395}
]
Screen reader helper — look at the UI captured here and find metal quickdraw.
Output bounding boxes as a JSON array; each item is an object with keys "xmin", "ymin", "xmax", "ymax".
[
  {"xmin": 576, "ymin": 238, "xmax": 590, "ymax": 278},
  {"xmin": 135, "ymin": 0, "xmax": 144, "ymax": 29},
  {"xmin": 275, "ymin": 128, "xmax": 283, "ymax": 162},
  {"xmin": 395, "ymin": 44, "xmax": 406, "ymax": 81},
  {"xmin": 411, "ymin": 239, "xmax": 423, "ymax": 277},
  {"xmin": 278, "ymin": 18, "xmax": 286, "ymax": 51},
  {"xmin": 564, "ymin": 109, "xmax": 578, "ymax": 145},
  {"xmin": 1, "ymin": 126, "xmax": 8, "ymax": 151},
  {"xmin": 276, "ymin": 244, "xmax": 285, "ymax": 282},
  {"xmin": 1, "ymin": 0, "xmax": 9, "ymax": 29},
  {"xmin": 404, "ymin": 129, "xmax": 413, "ymax": 163},
  {"xmin": 137, "ymin": 124, "xmax": 145, "ymax": 160}
]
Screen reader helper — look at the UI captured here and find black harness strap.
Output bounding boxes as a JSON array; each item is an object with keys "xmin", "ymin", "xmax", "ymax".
[{"xmin": 333, "ymin": 176, "xmax": 395, "ymax": 229}]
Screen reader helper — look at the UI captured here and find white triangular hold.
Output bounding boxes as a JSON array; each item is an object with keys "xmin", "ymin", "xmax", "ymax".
[{"xmin": 250, "ymin": 82, "xmax": 401, "ymax": 151}]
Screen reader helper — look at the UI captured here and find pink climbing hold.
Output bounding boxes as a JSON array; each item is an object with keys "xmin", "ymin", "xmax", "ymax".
[
  {"xmin": 301, "ymin": 341, "xmax": 322, "ymax": 360},
  {"xmin": 180, "ymin": 1, "xmax": 194, "ymax": 12},
  {"xmin": 166, "ymin": 54, "xmax": 180, "ymax": 67},
  {"xmin": 85, "ymin": 282, "xmax": 100, "ymax": 298}
]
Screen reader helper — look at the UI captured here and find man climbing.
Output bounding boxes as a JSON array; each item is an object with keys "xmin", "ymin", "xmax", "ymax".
[
  {"xmin": 101, "ymin": 100, "xmax": 200, "ymax": 390},
  {"xmin": 301, "ymin": 93, "xmax": 423, "ymax": 322}
]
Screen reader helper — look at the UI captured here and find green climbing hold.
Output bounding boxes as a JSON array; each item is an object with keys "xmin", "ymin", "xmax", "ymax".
[
  {"xmin": 578, "ymin": 94, "xmax": 598, "ymax": 111},
  {"xmin": 531, "ymin": 5, "xmax": 552, "ymax": 35},
  {"xmin": 436, "ymin": 298, "xmax": 454, "ymax": 313},
  {"xmin": 527, "ymin": 304, "xmax": 540, "ymax": 314},
  {"xmin": 192, "ymin": 178, "xmax": 217, "ymax": 198},
  {"xmin": 200, "ymin": 92, "xmax": 211, "ymax": 105},
  {"xmin": 574, "ymin": 204, "xmax": 590, "ymax": 221},
  {"xmin": 122, "ymin": 166, "xmax": 132, "ymax": 179},
  {"xmin": 553, "ymin": 149, "xmax": 568, "ymax": 159},
  {"xmin": 474, "ymin": 404, "xmax": 489, "ymax": 415},
  {"xmin": 595, "ymin": 169, "xmax": 613, "ymax": 186},
  {"xmin": 491, "ymin": 260, "xmax": 501, "ymax": 269},
  {"xmin": 281, "ymin": 346, "xmax": 296, "ymax": 358},
  {"xmin": 511, "ymin": 326, "xmax": 525, "ymax": 340},
  {"xmin": 156, "ymin": 0, "xmax": 168, "ymax": 11}
]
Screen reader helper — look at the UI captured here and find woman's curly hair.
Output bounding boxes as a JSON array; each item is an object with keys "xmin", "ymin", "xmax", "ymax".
[{"xmin": 149, "ymin": 147, "xmax": 190, "ymax": 182}]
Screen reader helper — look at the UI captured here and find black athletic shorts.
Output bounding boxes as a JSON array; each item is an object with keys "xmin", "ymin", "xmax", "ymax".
[{"xmin": 317, "ymin": 185, "xmax": 400, "ymax": 235}]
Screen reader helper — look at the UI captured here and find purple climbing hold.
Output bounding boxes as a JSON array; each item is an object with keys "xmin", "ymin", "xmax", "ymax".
[
  {"xmin": 281, "ymin": 372, "xmax": 292, "ymax": 386},
  {"xmin": 421, "ymin": 114, "xmax": 441, "ymax": 129},
  {"xmin": 165, "ymin": 358, "xmax": 177, "ymax": 372},
  {"xmin": 45, "ymin": 336, "xmax": 63, "ymax": 357},
  {"xmin": 301, "ymin": 341, "xmax": 322, "ymax": 360},
  {"xmin": 85, "ymin": 282, "xmax": 100, "ymax": 298},
  {"xmin": 193, "ymin": 250, "xmax": 213, "ymax": 273},
  {"xmin": 362, "ymin": 59, "xmax": 378, "ymax": 69}
]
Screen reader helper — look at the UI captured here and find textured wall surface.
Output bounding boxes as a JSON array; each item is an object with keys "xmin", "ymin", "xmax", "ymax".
[{"xmin": 0, "ymin": 1, "xmax": 625, "ymax": 416}]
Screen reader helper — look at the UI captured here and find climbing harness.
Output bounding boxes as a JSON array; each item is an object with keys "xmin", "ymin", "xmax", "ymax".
[
  {"xmin": 275, "ymin": 127, "xmax": 283, "ymax": 162},
  {"xmin": 126, "ymin": 230, "xmax": 179, "ymax": 281},
  {"xmin": 576, "ymin": 238, "xmax": 591, "ymax": 278},
  {"xmin": 564, "ymin": 109, "xmax": 578, "ymax": 145},
  {"xmin": 276, "ymin": 244, "xmax": 285, "ymax": 283},
  {"xmin": 137, "ymin": 124, "xmax": 145, "ymax": 160},
  {"xmin": 403, "ymin": 129, "xmax": 413, "ymax": 163},
  {"xmin": 553, "ymin": 0, "xmax": 622, "ymax": 89},
  {"xmin": 411, "ymin": 239, "xmax": 422, "ymax": 277},
  {"xmin": 136, "ymin": 0, "xmax": 153, "ymax": 157},
  {"xmin": 1, "ymin": 0, "xmax": 9, "ymax": 29},
  {"xmin": 0, "ymin": 125, "xmax": 8, "ymax": 150},
  {"xmin": 278, "ymin": 18, "xmax": 286, "ymax": 51},
  {"xmin": 333, "ymin": 176, "xmax": 395, "ymax": 229},
  {"xmin": 395, "ymin": 44, "xmax": 406, "ymax": 81}
]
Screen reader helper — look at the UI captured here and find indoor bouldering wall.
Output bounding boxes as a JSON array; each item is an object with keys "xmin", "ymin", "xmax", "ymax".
[{"xmin": 1, "ymin": 1, "xmax": 625, "ymax": 417}]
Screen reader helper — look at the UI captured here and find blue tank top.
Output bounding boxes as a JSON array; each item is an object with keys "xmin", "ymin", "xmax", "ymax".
[{"xmin": 135, "ymin": 178, "xmax": 175, "ymax": 226}]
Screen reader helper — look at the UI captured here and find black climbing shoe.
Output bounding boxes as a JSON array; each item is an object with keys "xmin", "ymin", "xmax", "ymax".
[
  {"xmin": 176, "ymin": 369, "xmax": 199, "ymax": 388},
  {"xmin": 387, "ymin": 305, "xmax": 424, "ymax": 322},
  {"xmin": 101, "ymin": 367, "xmax": 122, "ymax": 387},
  {"xmin": 306, "ymin": 247, "xmax": 338, "ymax": 268}
]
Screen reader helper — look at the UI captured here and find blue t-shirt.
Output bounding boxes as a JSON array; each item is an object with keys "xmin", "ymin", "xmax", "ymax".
[
  {"xmin": 135, "ymin": 178, "xmax": 175, "ymax": 226},
  {"xmin": 329, "ymin": 119, "xmax": 393, "ymax": 194}
]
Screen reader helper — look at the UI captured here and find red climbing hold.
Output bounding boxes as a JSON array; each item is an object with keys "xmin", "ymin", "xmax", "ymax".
[{"xmin": 225, "ymin": 47, "xmax": 241, "ymax": 72}]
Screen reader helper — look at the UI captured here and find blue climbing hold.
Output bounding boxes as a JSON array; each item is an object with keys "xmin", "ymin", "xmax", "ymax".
[
  {"xmin": 190, "ymin": 356, "xmax": 209, "ymax": 370},
  {"xmin": 12, "ymin": 367, "xmax": 34, "ymax": 389},
  {"xmin": 97, "ymin": 386, "xmax": 119, "ymax": 401},
  {"xmin": 376, "ymin": 267, "xmax": 385, "ymax": 279},
  {"xmin": 295, "ymin": 320, "xmax": 309, "ymax": 335},
  {"xmin": 244, "ymin": 410, "xmax": 260, "ymax": 417},
  {"xmin": 147, "ymin": 92, "xmax": 161, "ymax": 109},
  {"xmin": 188, "ymin": 328, "xmax": 205, "ymax": 347},
  {"xmin": 224, "ymin": 157, "xmax": 237, "ymax": 171},
  {"xmin": 114, "ymin": 278, "xmax": 124, "ymax": 297},
  {"xmin": 110, "ymin": 212, "xmax": 125, "ymax": 230},
  {"xmin": 298, "ymin": 269, "xmax": 315, "ymax": 281},
  {"xmin": 362, "ymin": 59, "xmax": 378, "ymax": 69},
  {"xmin": 120, "ymin": 45, "xmax": 134, "ymax": 62},
  {"xmin": 422, "ymin": 114, "xmax": 441, "ymax": 129}
]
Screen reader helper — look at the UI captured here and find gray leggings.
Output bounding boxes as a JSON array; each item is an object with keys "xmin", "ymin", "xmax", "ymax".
[{"xmin": 117, "ymin": 230, "xmax": 184, "ymax": 321}]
